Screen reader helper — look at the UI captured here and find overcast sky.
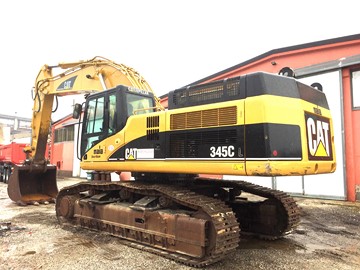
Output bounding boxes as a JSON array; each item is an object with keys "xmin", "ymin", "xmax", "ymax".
[{"xmin": 1, "ymin": 0, "xmax": 359, "ymax": 120}]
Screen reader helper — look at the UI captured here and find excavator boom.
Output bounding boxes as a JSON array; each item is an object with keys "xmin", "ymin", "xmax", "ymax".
[{"xmin": 8, "ymin": 56, "xmax": 162, "ymax": 205}]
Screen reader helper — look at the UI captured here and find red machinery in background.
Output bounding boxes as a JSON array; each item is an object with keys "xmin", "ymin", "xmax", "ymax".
[{"xmin": 0, "ymin": 143, "xmax": 27, "ymax": 183}]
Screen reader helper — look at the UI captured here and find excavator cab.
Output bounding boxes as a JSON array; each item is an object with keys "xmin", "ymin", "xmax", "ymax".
[{"xmin": 79, "ymin": 85, "xmax": 156, "ymax": 158}]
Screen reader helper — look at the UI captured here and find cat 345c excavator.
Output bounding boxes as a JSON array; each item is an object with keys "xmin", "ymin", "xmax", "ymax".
[{"xmin": 8, "ymin": 56, "xmax": 336, "ymax": 267}]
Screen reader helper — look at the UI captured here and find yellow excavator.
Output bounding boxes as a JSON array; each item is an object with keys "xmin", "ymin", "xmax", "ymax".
[{"xmin": 7, "ymin": 56, "xmax": 336, "ymax": 267}]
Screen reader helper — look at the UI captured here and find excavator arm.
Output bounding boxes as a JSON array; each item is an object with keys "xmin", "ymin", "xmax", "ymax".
[
  {"xmin": 8, "ymin": 56, "xmax": 162, "ymax": 205},
  {"xmin": 28, "ymin": 56, "xmax": 161, "ymax": 162}
]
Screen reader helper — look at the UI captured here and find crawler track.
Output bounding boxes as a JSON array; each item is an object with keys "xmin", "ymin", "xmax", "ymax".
[
  {"xmin": 56, "ymin": 181, "xmax": 240, "ymax": 267},
  {"xmin": 194, "ymin": 177, "xmax": 300, "ymax": 239},
  {"xmin": 56, "ymin": 178, "xmax": 300, "ymax": 266}
]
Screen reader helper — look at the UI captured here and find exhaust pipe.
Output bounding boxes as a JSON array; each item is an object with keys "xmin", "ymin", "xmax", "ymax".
[{"xmin": 7, "ymin": 164, "xmax": 58, "ymax": 205}]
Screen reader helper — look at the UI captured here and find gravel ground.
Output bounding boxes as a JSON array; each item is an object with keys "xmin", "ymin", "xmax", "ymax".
[{"xmin": 1, "ymin": 178, "xmax": 360, "ymax": 270}]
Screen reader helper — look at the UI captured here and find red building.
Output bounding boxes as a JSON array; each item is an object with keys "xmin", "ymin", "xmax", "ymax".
[
  {"xmin": 50, "ymin": 115, "xmax": 78, "ymax": 177},
  {"xmin": 51, "ymin": 34, "xmax": 360, "ymax": 201}
]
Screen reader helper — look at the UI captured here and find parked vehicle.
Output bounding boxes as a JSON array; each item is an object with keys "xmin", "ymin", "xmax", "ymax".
[{"xmin": 0, "ymin": 142, "xmax": 26, "ymax": 183}]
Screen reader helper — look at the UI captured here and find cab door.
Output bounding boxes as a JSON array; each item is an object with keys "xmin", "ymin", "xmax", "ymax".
[{"xmin": 81, "ymin": 90, "xmax": 124, "ymax": 158}]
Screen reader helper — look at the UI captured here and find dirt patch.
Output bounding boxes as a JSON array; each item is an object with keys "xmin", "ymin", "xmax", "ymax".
[{"xmin": 1, "ymin": 179, "xmax": 360, "ymax": 270}]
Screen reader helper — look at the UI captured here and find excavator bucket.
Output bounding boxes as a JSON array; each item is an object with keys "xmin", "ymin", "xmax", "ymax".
[{"xmin": 7, "ymin": 164, "xmax": 58, "ymax": 205}]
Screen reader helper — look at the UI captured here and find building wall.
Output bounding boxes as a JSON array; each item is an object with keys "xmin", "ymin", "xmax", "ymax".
[
  {"xmin": 201, "ymin": 39, "xmax": 360, "ymax": 83},
  {"xmin": 0, "ymin": 114, "xmax": 31, "ymax": 143},
  {"xmin": 52, "ymin": 141, "xmax": 74, "ymax": 174},
  {"xmin": 0, "ymin": 125, "xmax": 11, "ymax": 144},
  {"xmin": 50, "ymin": 115, "xmax": 76, "ymax": 177},
  {"xmin": 342, "ymin": 67, "xmax": 360, "ymax": 201}
]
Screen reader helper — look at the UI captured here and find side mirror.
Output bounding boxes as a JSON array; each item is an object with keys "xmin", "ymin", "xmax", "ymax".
[{"xmin": 73, "ymin": 103, "xmax": 82, "ymax": 119}]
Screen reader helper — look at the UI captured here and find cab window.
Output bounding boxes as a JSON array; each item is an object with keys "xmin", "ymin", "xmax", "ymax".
[
  {"xmin": 108, "ymin": 94, "xmax": 117, "ymax": 134},
  {"xmin": 86, "ymin": 97, "xmax": 104, "ymax": 133},
  {"xmin": 126, "ymin": 93, "xmax": 154, "ymax": 116}
]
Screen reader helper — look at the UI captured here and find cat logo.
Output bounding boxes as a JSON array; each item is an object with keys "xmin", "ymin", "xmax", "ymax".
[
  {"xmin": 57, "ymin": 76, "xmax": 77, "ymax": 91},
  {"xmin": 305, "ymin": 112, "xmax": 333, "ymax": 160},
  {"xmin": 125, "ymin": 148, "xmax": 137, "ymax": 160}
]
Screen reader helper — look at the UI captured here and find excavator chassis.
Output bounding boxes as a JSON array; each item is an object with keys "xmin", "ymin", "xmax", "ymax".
[{"xmin": 56, "ymin": 178, "xmax": 300, "ymax": 267}]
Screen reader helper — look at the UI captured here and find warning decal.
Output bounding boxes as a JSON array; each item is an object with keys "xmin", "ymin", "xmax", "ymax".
[{"xmin": 305, "ymin": 112, "xmax": 333, "ymax": 160}]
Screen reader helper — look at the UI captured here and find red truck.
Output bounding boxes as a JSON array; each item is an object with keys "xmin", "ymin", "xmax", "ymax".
[{"xmin": 0, "ymin": 143, "xmax": 27, "ymax": 183}]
